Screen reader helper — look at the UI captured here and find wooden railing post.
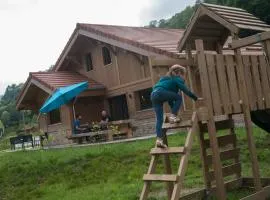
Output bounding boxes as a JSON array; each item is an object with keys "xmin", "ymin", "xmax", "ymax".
[{"xmin": 195, "ymin": 39, "xmax": 227, "ymax": 200}]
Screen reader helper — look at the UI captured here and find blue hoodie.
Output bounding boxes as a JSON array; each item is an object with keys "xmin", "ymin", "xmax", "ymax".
[{"xmin": 153, "ymin": 76, "xmax": 197, "ymax": 100}]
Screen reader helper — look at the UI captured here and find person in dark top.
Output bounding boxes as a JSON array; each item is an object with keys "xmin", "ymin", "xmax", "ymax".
[
  {"xmin": 100, "ymin": 110, "xmax": 111, "ymax": 130},
  {"xmin": 151, "ymin": 64, "xmax": 201, "ymax": 148},
  {"xmin": 73, "ymin": 114, "xmax": 86, "ymax": 134}
]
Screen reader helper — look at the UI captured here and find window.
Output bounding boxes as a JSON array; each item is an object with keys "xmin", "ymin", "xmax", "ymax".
[
  {"xmin": 108, "ymin": 95, "xmax": 129, "ymax": 120},
  {"xmin": 84, "ymin": 53, "xmax": 93, "ymax": 71},
  {"xmin": 138, "ymin": 88, "xmax": 152, "ymax": 110},
  {"xmin": 102, "ymin": 47, "xmax": 112, "ymax": 65},
  {"xmin": 49, "ymin": 109, "xmax": 61, "ymax": 124}
]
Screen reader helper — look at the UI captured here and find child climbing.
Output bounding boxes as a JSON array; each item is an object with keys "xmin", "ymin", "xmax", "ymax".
[{"xmin": 151, "ymin": 64, "xmax": 199, "ymax": 148}]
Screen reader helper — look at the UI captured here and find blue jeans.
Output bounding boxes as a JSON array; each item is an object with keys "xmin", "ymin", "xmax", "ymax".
[{"xmin": 151, "ymin": 88, "xmax": 182, "ymax": 138}]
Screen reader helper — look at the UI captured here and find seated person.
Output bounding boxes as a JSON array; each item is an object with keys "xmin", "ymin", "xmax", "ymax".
[
  {"xmin": 100, "ymin": 110, "xmax": 111, "ymax": 130},
  {"xmin": 73, "ymin": 114, "xmax": 87, "ymax": 134}
]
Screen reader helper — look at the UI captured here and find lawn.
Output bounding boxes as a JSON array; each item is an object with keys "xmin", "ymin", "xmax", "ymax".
[{"xmin": 0, "ymin": 126, "xmax": 270, "ymax": 200}]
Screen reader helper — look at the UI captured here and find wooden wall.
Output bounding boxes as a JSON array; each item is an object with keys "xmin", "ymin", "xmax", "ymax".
[
  {"xmin": 74, "ymin": 42, "xmax": 150, "ymax": 90},
  {"xmin": 74, "ymin": 96, "xmax": 105, "ymax": 123}
]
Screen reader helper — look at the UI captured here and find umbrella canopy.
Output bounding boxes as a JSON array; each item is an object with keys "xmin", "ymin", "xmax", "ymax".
[{"xmin": 40, "ymin": 81, "xmax": 88, "ymax": 113}]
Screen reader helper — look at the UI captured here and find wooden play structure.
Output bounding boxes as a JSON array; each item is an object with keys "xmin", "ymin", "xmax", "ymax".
[{"xmin": 140, "ymin": 3, "xmax": 270, "ymax": 200}]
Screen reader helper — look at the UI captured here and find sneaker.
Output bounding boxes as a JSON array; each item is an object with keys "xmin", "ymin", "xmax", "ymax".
[
  {"xmin": 156, "ymin": 138, "xmax": 168, "ymax": 148},
  {"xmin": 168, "ymin": 115, "xmax": 181, "ymax": 124}
]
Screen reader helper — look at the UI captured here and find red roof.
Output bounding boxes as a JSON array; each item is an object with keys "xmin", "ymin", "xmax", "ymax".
[
  {"xmin": 30, "ymin": 71, "xmax": 105, "ymax": 90},
  {"xmin": 78, "ymin": 23, "xmax": 184, "ymax": 57}
]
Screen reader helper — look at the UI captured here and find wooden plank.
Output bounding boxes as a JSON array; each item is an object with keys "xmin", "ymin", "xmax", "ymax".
[
  {"xmin": 206, "ymin": 54, "xmax": 223, "ymax": 115},
  {"xmin": 206, "ymin": 148, "xmax": 240, "ymax": 165},
  {"xmin": 235, "ymin": 23, "xmax": 270, "ymax": 32},
  {"xmin": 140, "ymin": 155, "xmax": 159, "ymax": 200},
  {"xmin": 215, "ymin": 54, "xmax": 232, "ymax": 114},
  {"xmin": 234, "ymin": 47, "xmax": 262, "ymax": 191},
  {"xmin": 203, "ymin": 3, "xmax": 246, "ymax": 12},
  {"xmin": 207, "ymin": 163, "xmax": 241, "ymax": 181},
  {"xmin": 200, "ymin": 118, "xmax": 234, "ymax": 133},
  {"xmin": 216, "ymin": 11, "xmax": 259, "ymax": 20},
  {"xmin": 225, "ymin": 55, "xmax": 241, "ymax": 113},
  {"xmin": 225, "ymin": 16, "xmax": 267, "ymax": 24},
  {"xmin": 150, "ymin": 147, "xmax": 185, "ymax": 155},
  {"xmin": 195, "ymin": 40, "xmax": 226, "ymax": 200},
  {"xmin": 229, "ymin": 19, "xmax": 270, "ymax": 28},
  {"xmin": 258, "ymin": 55, "xmax": 270, "ymax": 108},
  {"xmin": 143, "ymin": 174, "xmax": 179, "ymax": 182},
  {"xmin": 250, "ymin": 56, "xmax": 264, "ymax": 109},
  {"xmin": 242, "ymin": 55, "xmax": 257, "ymax": 110},
  {"xmin": 204, "ymin": 134, "xmax": 236, "ymax": 149}
]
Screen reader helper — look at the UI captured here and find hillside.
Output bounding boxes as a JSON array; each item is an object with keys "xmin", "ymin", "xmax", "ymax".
[{"xmin": 0, "ymin": 127, "xmax": 270, "ymax": 200}]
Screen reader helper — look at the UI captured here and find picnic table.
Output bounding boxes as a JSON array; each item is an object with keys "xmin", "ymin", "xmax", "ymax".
[{"xmin": 69, "ymin": 119, "xmax": 133, "ymax": 144}]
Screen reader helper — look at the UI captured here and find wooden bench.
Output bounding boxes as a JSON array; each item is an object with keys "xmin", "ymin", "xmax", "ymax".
[{"xmin": 109, "ymin": 119, "xmax": 133, "ymax": 140}]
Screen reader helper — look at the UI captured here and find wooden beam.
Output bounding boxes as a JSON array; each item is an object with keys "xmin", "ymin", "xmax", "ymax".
[
  {"xmin": 150, "ymin": 147, "xmax": 185, "ymax": 155},
  {"xmin": 195, "ymin": 39, "xmax": 227, "ymax": 200},
  {"xmin": 230, "ymin": 31, "xmax": 270, "ymax": 49},
  {"xmin": 143, "ymin": 174, "xmax": 179, "ymax": 182},
  {"xmin": 151, "ymin": 57, "xmax": 192, "ymax": 66}
]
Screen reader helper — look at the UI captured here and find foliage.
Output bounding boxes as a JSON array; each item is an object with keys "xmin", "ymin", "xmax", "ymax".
[
  {"xmin": 148, "ymin": 0, "xmax": 270, "ymax": 29},
  {"xmin": 0, "ymin": 83, "xmax": 36, "ymax": 128},
  {"xmin": 0, "ymin": 127, "xmax": 269, "ymax": 199}
]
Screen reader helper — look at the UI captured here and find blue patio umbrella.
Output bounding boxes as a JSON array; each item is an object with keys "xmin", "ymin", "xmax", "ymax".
[{"xmin": 39, "ymin": 81, "xmax": 88, "ymax": 114}]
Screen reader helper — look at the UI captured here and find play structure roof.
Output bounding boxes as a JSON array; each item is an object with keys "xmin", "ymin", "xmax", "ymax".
[{"xmin": 178, "ymin": 3, "xmax": 270, "ymax": 51}]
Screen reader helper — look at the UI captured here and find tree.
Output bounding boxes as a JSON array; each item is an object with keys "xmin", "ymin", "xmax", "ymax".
[{"xmin": 1, "ymin": 111, "xmax": 10, "ymax": 127}]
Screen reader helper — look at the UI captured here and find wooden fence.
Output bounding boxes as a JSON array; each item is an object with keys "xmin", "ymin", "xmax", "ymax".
[{"xmin": 198, "ymin": 53, "xmax": 270, "ymax": 116}]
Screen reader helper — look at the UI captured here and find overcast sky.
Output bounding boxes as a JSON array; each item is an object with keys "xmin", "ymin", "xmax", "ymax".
[{"xmin": 0, "ymin": 0, "xmax": 195, "ymax": 94}]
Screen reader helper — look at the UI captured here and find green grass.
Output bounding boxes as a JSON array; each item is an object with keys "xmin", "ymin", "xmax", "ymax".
[{"xmin": 0, "ymin": 126, "xmax": 270, "ymax": 200}]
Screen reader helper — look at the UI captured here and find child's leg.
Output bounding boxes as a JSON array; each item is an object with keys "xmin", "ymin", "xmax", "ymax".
[
  {"xmin": 153, "ymin": 103, "xmax": 163, "ymax": 138},
  {"xmin": 171, "ymin": 95, "xmax": 182, "ymax": 115}
]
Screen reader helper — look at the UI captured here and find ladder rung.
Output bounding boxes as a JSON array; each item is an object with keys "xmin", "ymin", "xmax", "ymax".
[
  {"xmin": 143, "ymin": 174, "xmax": 179, "ymax": 182},
  {"xmin": 150, "ymin": 147, "xmax": 185, "ymax": 155},
  {"xmin": 162, "ymin": 120, "xmax": 192, "ymax": 129}
]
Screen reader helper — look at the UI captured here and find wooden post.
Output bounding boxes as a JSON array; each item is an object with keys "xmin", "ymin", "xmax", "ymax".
[
  {"xmin": 195, "ymin": 39, "xmax": 227, "ymax": 200},
  {"xmin": 186, "ymin": 43, "xmax": 196, "ymax": 110},
  {"xmin": 114, "ymin": 50, "xmax": 121, "ymax": 85},
  {"xmin": 198, "ymin": 129, "xmax": 212, "ymax": 190},
  {"xmin": 234, "ymin": 45, "xmax": 262, "ymax": 191},
  {"xmin": 162, "ymin": 129, "xmax": 174, "ymax": 199}
]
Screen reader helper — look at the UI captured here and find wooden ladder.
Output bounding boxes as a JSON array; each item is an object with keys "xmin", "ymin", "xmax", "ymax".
[{"xmin": 140, "ymin": 111, "xmax": 199, "ymax": 200}]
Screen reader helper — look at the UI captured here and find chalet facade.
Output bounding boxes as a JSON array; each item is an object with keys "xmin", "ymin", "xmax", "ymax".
[{"xmin": 16, "ymin": 23, "xmax": 188, "ymax": 144}]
